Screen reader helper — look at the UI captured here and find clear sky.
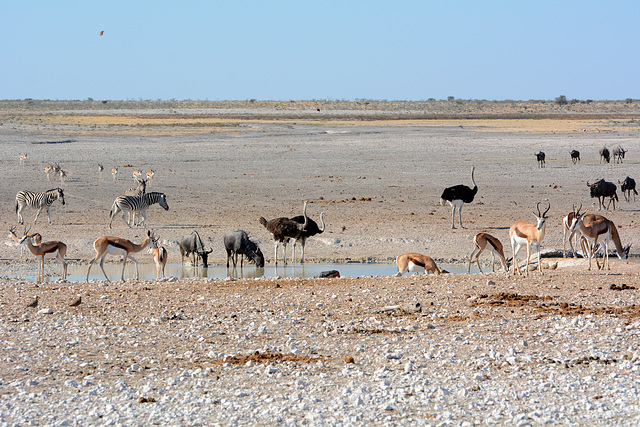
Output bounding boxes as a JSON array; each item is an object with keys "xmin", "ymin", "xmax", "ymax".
[{"xmin": 2, "ymin": 1, "xmax": 639, "ymax": 101}]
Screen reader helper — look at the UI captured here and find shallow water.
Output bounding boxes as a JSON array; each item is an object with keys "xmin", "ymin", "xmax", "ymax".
[{"xmin": 4, "ymin": 261, "xmax": 480, "ymax": 282}]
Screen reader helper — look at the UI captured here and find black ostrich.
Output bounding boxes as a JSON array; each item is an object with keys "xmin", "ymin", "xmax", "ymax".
[
  {"xmin": 440, "ymin": 167, "xmax": 478, "ymax": 229},
  {"xmin": 289, "ymin": 209, "xmax": 326, "ymax": 263},
  {"xmin": 259, "ymin": 201, "xmax": 308, "ymax": 265}
]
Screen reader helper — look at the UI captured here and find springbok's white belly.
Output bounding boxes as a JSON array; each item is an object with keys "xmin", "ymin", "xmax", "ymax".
[
  {"xmin": 106, "ymin": 245, "xmax": 128, "ymax": 256},
  {"xmin": 407, "ymin": 262, "xmax": 426, "ymax": 274}
]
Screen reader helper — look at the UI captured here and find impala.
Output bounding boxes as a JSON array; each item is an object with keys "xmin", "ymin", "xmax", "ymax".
[
  {"xmin": 509, "ymin": 202, "xmax": 550, "ymax": 276},
  {"xmin": 10, "ymin": 226, "xmax": 67, "ymax": 281},
  {"xmin": 468, "ymin": 232, "xmax": 509, "ymax": 274},
  {"xmin": 568, "ymin": 206, "xmax": 631, "ymax": 270},
  {"xmin": 86, "ymin": 230, "xmax": 155, "ymax": 282}
]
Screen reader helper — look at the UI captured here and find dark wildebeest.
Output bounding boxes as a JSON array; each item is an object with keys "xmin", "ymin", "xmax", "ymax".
[
  {"xmin": 588, "ymin": 179, "xmax": 618, "ymax": 210},
  {"xmin": 570, "ymin": 150, "xmax": 580, "ymax": 164},
  {"xmin": 535, "ymin": 151, "xmax": 545, "ymax": 168},
  {"xmin": 224, "ymin": 230, "xmax": 265, "ymax": 268},
  {"xmin": 619, "ymin": 176, "xmax": 637, "ymax": 202},
  {"xmin": 613, "ymin": 146, "xmax": 626, "ymax": 164},
  {"xmin": 599, "ymin": 147, "xmax": 610, "ymax": 164},
  {"xmin": 179, "ymin": 230, "xmax": 213, "ymax": 268}
]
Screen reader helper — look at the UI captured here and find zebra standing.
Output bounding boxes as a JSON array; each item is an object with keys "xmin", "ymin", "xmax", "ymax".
[
  {"xmin": 109, "ymin": 192, "xmax": 169, "ymax": 229},
  {"xmin": 15, "ymin": 188, "xmax": 66, "ymax": 224}
]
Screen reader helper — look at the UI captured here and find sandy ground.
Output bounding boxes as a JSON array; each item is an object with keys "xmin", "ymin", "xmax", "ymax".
[{"xmin": 2, "ymin": 103, "xmax": 640, "ymax": 424}]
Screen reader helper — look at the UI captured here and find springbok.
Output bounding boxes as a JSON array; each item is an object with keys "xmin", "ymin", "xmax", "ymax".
[
  {"xmin": 509, "ymin": 202, "xmax": 550, "ymax": 276},
  {"xmin": 19, "ymin": 153, "xmax": 27, "ymax": 166},
  {"xmin": 112, "ymin": 167, "xmax": 118, "ymax": 183},
  {"xmin": 146, "ymin": 170, "xmax": 155, "ymax": 186},
  {"xmin": 44, "ymin": 165, "xmax": 52, "ymax": 181},
  {"xmin": 8, "ymin": 228, "xmax": 42, "ymax": 258},
  {"xmin": 569, "ymin": 206, "xmax": 631, "ymax": 270},
  {"xmin": 468, "ymin": 232, "xmax": 509, "ymax": 274},
  {"xmin": 150, "ymin": 236, "xmax": 167, "ymax": 279},
  {"xmin": 98, "ymin": 163, "xmax": 104, "ymax": 180},
  {"xmin": 562, "ymin": 206, "xmax": 581, "ymax": 258},
  {"xmin": 86, "ymin": 230, "xmax": 155, "ymax": 282},
  {"xmin": 395, "ymin": 253, "xmax": 441, "ymax": 276},
  {"xmin": 10, "ymin": 226, "xmax": 67, "ymax": 281}
]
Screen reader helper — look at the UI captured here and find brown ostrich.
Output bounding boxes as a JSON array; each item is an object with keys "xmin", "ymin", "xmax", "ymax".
[{"xmin": 259, "ymin": 201, "xmax": 308, "ymax": 265}]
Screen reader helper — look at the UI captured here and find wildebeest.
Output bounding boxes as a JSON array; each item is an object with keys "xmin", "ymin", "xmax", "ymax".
[
  {"xmin": 619, "ymin": 176, "xmax": 637, "ymax": 202},
  {"xmin": 179, "ymin": 230, "xmax": 213, "ymax": 268},
  {"xmin": 535, "ymin": 151, "xmax": 545, "ymax": 168},
  {"xmin": 224, "ymin": 230, "xmax": 265, "ymax": 268},
  {"xmin": 599, "ymin": 147, "xmax": 610, "ymax": 164},
  {"xmin": 588, "ymin": 179, "xmax": 618, "ymax": 210},
  {"xmin": 613, "ymin": 146, "xmax": 626, "ymax": 164},
  {"xmin": 570, "ymin": 150, "xmax": 580, "ymax": 164}
]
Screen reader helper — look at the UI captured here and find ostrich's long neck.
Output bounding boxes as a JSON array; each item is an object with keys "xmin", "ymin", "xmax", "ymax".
[{"xmin": 318, "ymin": 213, "xmax": 326, "ymax": 232}]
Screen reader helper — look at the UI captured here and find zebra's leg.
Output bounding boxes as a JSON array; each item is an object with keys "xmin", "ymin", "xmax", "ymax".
[
  {"xmin": 121, "ymin": 209, "xmax": 131, "ymax": 228},
  {"xmin": 33, "ymin": 206, "xmax": 44, "ymax": 224},
  {"xmin": 109, "ymin": 205, "xmax": 120, "ymax": 229},
  {"xmin": 17, "ymin": 203, "xmax": 24, "ymax": 224},
  {"xmin": 46, "ymin": 206, "xmax": 52, "ymax": 224}
]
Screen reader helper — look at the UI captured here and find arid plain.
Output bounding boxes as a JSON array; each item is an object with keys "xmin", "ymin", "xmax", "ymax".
[{"xmin": 2, "ymin": 100, "xmax": 640, "ymax": 425}]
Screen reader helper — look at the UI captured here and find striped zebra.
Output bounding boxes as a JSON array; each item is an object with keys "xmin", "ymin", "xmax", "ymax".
[
  {"xmin": 15, "ymin": 188, "xmax": 66, "ymax": 225},
  {"xmin": 109, "ymin": 192, "xmax": 169, "ymax": 229}
]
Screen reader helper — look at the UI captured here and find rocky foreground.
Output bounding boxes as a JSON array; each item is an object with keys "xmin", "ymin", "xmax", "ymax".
[{"xmin": 2, "ymin": 265, "xmax": 640, "ymax": 426}]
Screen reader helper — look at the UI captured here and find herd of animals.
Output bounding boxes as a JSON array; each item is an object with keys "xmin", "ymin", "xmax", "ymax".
[{"xmin": 9, "ymin": 145, "xmax": 637, "ymax": 282}]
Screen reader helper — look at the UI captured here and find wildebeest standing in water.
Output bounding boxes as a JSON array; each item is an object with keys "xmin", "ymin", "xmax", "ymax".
[
  {"xmin": 224, "ymin": 230, "xmax": 265, "ymax": 268},
  {"xmin": 179, "ymin": 230, "xmax": 213, "ymax": 268}
]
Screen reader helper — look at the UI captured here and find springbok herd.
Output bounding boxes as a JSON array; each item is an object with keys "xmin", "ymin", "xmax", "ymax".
[{"xmin": 9, "ymin": 146, "xmax": 637, "ymax": 282}]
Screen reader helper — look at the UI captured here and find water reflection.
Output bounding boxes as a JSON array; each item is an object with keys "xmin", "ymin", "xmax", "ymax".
[{"xmin": 7, "ymin": 262, "xmax": 476, "ymax": 282}]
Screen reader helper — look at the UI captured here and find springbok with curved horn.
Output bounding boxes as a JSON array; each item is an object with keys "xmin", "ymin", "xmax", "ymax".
[
  {"xmin": 150, "ymin": 235, "xmax": 167, "ymax": 279},
  {"xmin": 8, "ymin": 227, "xmax": 41, "ymax": 258},
  {"xmin": 86, "ymin": 230, "xmax": 155, "ymax": 282},
  {"xmin": 468, "ymin": 232, "xmax": 509, "ymax": 274},
  {"xmin": 569, "ymin": 206, "xmax": 631, "ymax": 271},
  {"xmin": 10, "ymin": 226, "xmax": 67, "ymax": 282},
  {"xmin": 509, "ymin": 202, "xmax": 550, "ymax": 276},
  {"xmin": 562, "ymin": 204, "xmax": 581, "ymax": 258}
]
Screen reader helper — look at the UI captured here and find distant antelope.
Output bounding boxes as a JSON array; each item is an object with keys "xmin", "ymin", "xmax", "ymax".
[
  {"xmin": 15, "ymin": 188, "xmax": 66, "ymax": 225},
  {"xmin": 19, "ymin": 153, "xmax": 27, "ymax": 166},
  {"xmin": 86, "ymin": 230, "xmax": 155, "ymax": 282},
  {"xmin": 395, "ymin": 253, "xmax": 441, "ymax": 276},
  {"xmin": 98, "ymin": 163, "xmax": 104, "ymax": 180},
  {"xmin": 112, "ymin": 167, "xmax": 118, "ymax": 183},
  {"xmin": 59, "ymin": 169, "xmax": 67, "ymax": 185},
  {"xmin": 535, "ymin": 151, "xmax": 545, "ymax": 168},
  {"xmin": 468, "ymin": 233, "xmax": 509, "ymax": 274},
  {"xmin": 568, "ymin": 206, "xmax": 631, "ymax": 270},
  {"xmin": 132, "ymin": 170, "xmax": 142, "ymax": 182},
  {"xmin": 44, "ymin": 165, "xmax": 52, "ymax": 181},
  {"xmin": 10, "ymin": 226, "xmax": 67, "ymax": 282},
  {"xmin": 146, "ymin": 170, "xmax": 155, "ymax": 186},
  {"xmin": 509, "ymin": 202, "xmax": 550, "ymax": 276}
]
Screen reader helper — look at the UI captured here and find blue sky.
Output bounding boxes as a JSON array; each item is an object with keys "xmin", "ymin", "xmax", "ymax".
[{"xmin": 2, "ymin": 1, "xmax": 639, "ymax": 101}]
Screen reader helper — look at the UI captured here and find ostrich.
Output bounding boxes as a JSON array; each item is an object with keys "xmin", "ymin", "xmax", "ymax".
[
  {"xmin": 289, "ymin": 208, "xmax": 326, "ymax": 263},
  {"xmin": 440, "ymin": 167, "xmax": 478, "ymax": 229},
  {"xmin": 259, "ymin": 201, "xmax": 309, "ymax": 265}
]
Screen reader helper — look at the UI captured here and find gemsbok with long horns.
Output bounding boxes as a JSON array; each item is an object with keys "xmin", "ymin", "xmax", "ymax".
[
  {"xmin": 468, "ymin": 232, "xmax": 509, "ymax": 274},
  {"xmin": 568, "ymin": 205, "xmax": 631, "ymax": 270},
  {"xmin": 86, "ymin": 230, "xmax": 155, "ymax": 282},
  {"xmin": 10, "ymin": 226, "xmax": 67, "ymax": 281},
  {"xmin": 509, "ymin": 202, "xmax": 550, "ymax": 276}
]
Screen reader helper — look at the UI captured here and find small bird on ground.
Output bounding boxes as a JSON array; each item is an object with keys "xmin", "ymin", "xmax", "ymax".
[
  {"xmin": 27, "ymin": 296, "xmax": 39, "ymax": 308},
  {"xmin": 69, "ymin": 296, "xmax": 82, "ymax": 307}
]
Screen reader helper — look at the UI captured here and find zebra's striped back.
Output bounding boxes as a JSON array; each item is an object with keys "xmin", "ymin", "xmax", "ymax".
[
  {"xmin": 113, "ymin": 192, "xmax": 168, "ymax": 212},
  {"xmin": 15, "ymin": 188, "xmax": 65, "ymax": 210}
]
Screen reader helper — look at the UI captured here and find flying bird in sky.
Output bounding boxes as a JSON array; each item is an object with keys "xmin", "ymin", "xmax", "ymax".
[{"xmin": 99, "ymin": 31, "xmax": 104, "ymax": 36}]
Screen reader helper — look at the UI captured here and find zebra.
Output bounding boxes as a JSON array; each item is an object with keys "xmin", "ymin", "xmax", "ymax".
[
  {"xmin": 108, "ymin": 192, "xmax": 169, "ymax": 228},
  {"xmin": 15, "ymin": 188, "xmax": 66, "ymax": 224}
]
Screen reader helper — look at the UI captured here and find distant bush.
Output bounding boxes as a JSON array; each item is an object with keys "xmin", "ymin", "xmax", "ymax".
[{"xmin": 555, "ymin": 95, "xmax": 568, "ymax": 105}]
